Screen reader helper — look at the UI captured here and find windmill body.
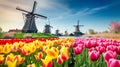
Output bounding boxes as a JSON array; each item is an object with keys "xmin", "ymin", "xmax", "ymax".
[
  {"xmin": 74, "ymin": 20, "xmax": 84, "ymax": 36},
  {"xmin": 16, "ymin": 1, "xmax": 47, "ymax": 33},
  {"xmin": 43, "ymin": 24, "xmax": 52, "ymax": 33}
]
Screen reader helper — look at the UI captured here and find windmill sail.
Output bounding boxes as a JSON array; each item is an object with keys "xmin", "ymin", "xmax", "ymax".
[{"xmin": 16, "ymin": 1, "xmax": 47, "ymax": 33}]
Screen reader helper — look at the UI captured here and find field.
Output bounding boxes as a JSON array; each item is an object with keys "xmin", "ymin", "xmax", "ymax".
[{"xmin": 0, "ymin": 37, "xmax": 120, "ymax": 67}]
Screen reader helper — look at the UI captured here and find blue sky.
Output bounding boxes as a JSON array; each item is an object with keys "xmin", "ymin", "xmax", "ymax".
[{"xmin": 0, "ymin": 0, "xmax": 120, "ymax": 34}]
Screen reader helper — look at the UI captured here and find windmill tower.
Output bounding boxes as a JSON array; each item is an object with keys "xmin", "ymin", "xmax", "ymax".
[
  {"xmin": 55, "ymin": 29, "xmax": 61, "ymax": 36},
  {"xmin": 43, "ymin": 19, "xmax": 53, "ymax": 33},
  {"xmin": 16, "ymin": 1, "xmax": 47, "ymax": 33},
  {"xmin": 74, "ymin": 20, "xmax": 84, "ymax": 36}
]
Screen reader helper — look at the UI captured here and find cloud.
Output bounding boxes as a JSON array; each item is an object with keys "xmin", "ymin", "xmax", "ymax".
[
  {"xmin": 0, "ymin": 0, "xmax": 70, "ymax": 32},
  {"xmin": 75, "ymin": 5, "xmax": 110, "ymax": 16}
]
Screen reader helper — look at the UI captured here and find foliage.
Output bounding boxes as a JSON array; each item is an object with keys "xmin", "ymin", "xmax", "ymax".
[
  {"xmin": 89, "ymin": 29, "xmax": 95, "ymax": 34},
  {"xmin": 0, "ymin": 27, "xmax": 2, "ymax": 33},
  {"xmin": 109, "ymin": 22, "xmax": 120, "ymax": 33}
]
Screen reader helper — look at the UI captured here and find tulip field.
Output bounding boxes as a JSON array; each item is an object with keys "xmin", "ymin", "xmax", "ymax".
[{"xmin": 0, "ymin": 37, "xmax": 120, "ymax": 67}]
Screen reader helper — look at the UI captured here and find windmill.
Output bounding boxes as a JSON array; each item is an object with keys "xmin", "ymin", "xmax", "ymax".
[
  {"xmin": 74, "ymin": 20, "xmax": 84, "ymax": 36},
  {"xmin": 43, "ymin": 19, "xmax": 53, "ymax": 33},
  {"xmin": 16, "ymin": 1, "xmax": 47, "ymax": 33}
]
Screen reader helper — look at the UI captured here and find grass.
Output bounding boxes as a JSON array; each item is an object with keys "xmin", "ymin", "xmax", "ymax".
[
  {"xmin": 14, "ymin": 33, "xmax": 24, "ymax": 38},
  {"xmin": 32, "ymin": 33, "xmax": 57, "ymax": 38},
  {"xmin": 0, "ymin": 33, "xmax": 4, "ymax": 38},
  {"xmin": 14, "ymin": 33, "xmax": 57, "ymax": 38}
]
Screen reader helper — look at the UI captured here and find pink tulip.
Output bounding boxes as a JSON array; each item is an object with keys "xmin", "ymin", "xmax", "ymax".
[
  {"xmin": 74, "ymin": 47, "xmax": 83, "ymax": 55},
  {"xmin": 91, "ymin": 40, "xmax": 98, "ymax": 47},
  {"xmin": 116, "ymin": 46, "xmax": 120, "ymax": 54},
  {"xmin": 103, "ymin": 50, "xmax": 117, "ymax": 62},
  {"xmin": 89, "ymin": 50, "xmax": 100, "ymax": 61},
  {"xmin": 72, "ymin": 42, "xmax": 78, "ymax": 47},
  {"xmin": 106, "ymin": 45, "xmax": 117, "ymax": 51},
  {"xmin": 77, "ymin": 43, "xmax": 85, "ymax": 49},
  {"xmin": 107, "ymin": 59, "xmax": 120, "ymax": 67},
  {"xmin": 85, "ymin": 41, "xmax": 92, "ymax": 48},
  {"xmin": 96, "ymin": 46, "xmax": 105, "ymax": 54}
]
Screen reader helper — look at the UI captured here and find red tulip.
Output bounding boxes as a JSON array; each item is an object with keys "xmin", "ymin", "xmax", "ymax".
[{"xmin": 89, "ymin": 50, "xmax": 100, "ymax": 61}]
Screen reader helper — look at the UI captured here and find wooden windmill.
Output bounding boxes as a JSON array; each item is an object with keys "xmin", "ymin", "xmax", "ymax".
[
  {"xmin": 74, "ymin": 20, "xmax": 84, "ymax": 36},
  {"xmin": 16, "ymin": 1, "xmax": 47, "ymax": 33},
  {"xmin": 43, "ymin": 19, "xmax": 53, "ymax": 33}
]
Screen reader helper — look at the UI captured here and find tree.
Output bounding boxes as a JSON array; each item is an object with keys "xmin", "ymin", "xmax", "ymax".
[
  {"xmin": 89, "ymin": 29, "xmax": 95, "ymax": 34},
  {"xmin": 109, "ymin": 22, "xmax": 120, "ymax": 33},
  {"xmin": 0, "ymin": 27, "xmax": 2, "ymax": 33}
]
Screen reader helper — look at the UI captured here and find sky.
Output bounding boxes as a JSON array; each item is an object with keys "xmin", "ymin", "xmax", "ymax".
[{"xmin": 0, "ymin": 0, "xmax": 120, "ymax": 34}]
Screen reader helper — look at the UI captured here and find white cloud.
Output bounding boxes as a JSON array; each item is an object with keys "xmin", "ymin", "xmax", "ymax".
[
  {"xmin": 75, "ymin": 5, "xmax": 110, "ymax": 16},
  {"xmin": 0, "ymin": 0, "xmax": 71, "ymax": 32}
]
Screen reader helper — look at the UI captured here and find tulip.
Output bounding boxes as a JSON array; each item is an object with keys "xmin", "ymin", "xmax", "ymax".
[
  {"xmin": 57, "ymin": 55, "xmax": 63, "ymax": 64},
  {"xmin": 103, "ymin": 50, "xmax": 117, "ymax": 62},
  {"xmin": 106, "ymin": 45, "xmax": 117, "ymax": 51},
  {"xmin": 96, "ymin": 46, "xmax": 105, "ymax": 54},
  {"xmin": 5, "ymin": 53, "xmax": 17, "ymax": 67},
  {"xmin": 85, "ymin": 41, "xmax": 92, "ymax": 48},
  {"xmin": 41, "ymin": 56, "xmax": 52, "ymax": 67},
  {"xmin": 14, "ymin": 55, "xmax": 25, "ymax": 65},
  {"xmin": 116, "ymin": 46, "xmax": 120, "ymax": 54},
  {"xmin": 27, "ymin": 63, "xmax": 36, "ymax": 67},
  {"xmin": 46, "ymin": 47, "xmax": 59, "ymax": 59},
  {"xmin": 0, "ymin": 45, "xmax": 3, "ymax": 53},
  {"xmin": 60, "ymin": 46, "xmax": 70, "ymax": 61},
  {"xmin": 11, "ymin": 42, "xmax": 19, "ymax": 52},
  {"xmin": 35, "ymin": 52, "xmax": 43, "ymax": 61},
  {"xmin": 72, "ymin": 42, "xmax": 78, "ymax": 47},
  {"xmin": 89, "ymin": 50, "xmax": 100, "ymax": 61},
  {"xmin": 108, "ymin": 59, "xmax": 120, "ymax": 67},
  {"xmin": 3, "ymin": 43, "xmax": 12, "ymax": 54},
  {"xmin": 74, "ymin": 47, "xmax": 83, "ymax": 55},
  {"xmin": 0, "ymin": 54, "xmax": 4, "ymax": 65}
]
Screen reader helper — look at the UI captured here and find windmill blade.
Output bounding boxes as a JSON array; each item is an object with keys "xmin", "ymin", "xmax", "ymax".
[
  {"xmin": 16, "ymin": 7, "xmax": 30, "ymax": 13},
  {"xmin": 32, "ymin": 1, "xmax": 37, "ymax": 13},
  {"xmin": 34, "ymin": 14, "xmax": 47, "ymax": 19}
]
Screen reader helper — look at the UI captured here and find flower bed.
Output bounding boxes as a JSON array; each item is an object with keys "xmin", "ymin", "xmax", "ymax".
[{"xmin": 0, "ymin": 37, "xmax": 120, "ymax": 67}]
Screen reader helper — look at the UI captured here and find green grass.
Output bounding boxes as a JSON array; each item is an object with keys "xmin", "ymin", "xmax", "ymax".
[
  {"xmin": 14, "ymin": 33, "xmax": 57, "ymax": 38},
  {"xmin": 32, "ymin": 33, "xmax": 57, "ymax": 38},
  {"xmin": 0, "ymin": 33, "xmax": 4, "ymax": 38},
  {"xmin": 14, "ymin": 33, "xmax": 24, "ymax": 38}
]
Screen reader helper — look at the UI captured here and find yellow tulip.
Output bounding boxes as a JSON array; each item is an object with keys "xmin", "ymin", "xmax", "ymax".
[
  {"xmin": 41, "ymin": 56, "xmax": 52, "ymax": 67},
  {"xmin": 15, "ymin": 55, "xmax": 25, "ymax": 65},
  {"xmin": 3, "ymin": 43, "xmax": 12, "ymax": 54},
  {"xmin": 27, "ymin": 63, "xmax": 36, "ymax": 67},
  {"xmin": 7, "ymin": 60, "xmax": 17, "ymax": 67},
  {"xmin": 60, "ymin": 46, "xmax": 70, "ymax": 61},
  {"xmin": 35, "ymin": 52, "xmax": 43, "ymax": 61},
  {"xmin": 5, "ymin": 53, "xmax": 17, "ymax": 67},
  {"xmin": 0, "ymin": 45, "xmax": 3, "ymax": 53},
  {"xmin": 0, "ymin": 54, "xmax": 4, "ymax": 65},
  {"xmin": 11, "ymin": 42, "xmax": 19, "ymax": 52},
  {"xmin": 46, "ymin": 47, "xmax": 59, "ymax": 59}
]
